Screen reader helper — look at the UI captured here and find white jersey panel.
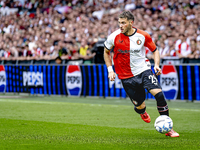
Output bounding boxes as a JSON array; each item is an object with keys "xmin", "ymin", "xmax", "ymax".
[
  {"xmin": 104, "ymin": 29, "xmax": 121, "ymax": 50},
  {"xmin": 129, "ymin": 32, "xmax": 151, "ymax": 76}
]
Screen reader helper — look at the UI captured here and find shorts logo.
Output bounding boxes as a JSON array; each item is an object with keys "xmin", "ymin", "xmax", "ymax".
[
  {"xmin": 132, "ymin": 99, "xmax": 138, "ymax": 105},
  {"xmin": 136, "ymin": 38, "xmax": 142, "ymax": 45}
]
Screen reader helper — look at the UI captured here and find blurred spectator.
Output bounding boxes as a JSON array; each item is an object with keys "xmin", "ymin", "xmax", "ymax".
[
  {"xmin": 92, "ymin": 33, "xmax": 106, "ymax": 64},
  {"xmin": 0, "ymin": 3, "xmax": 10, "ymax": 16},
  {"xmin": 58, "ymin": 41, "xmax": 68, "ymax": 58},
  {"xmin": 160, "ymin": 38, "xmax": 176, "ymax": 58},
  {"xmin": 176, "ymin": 34, "xmax": 192, "ymax": 58},
  {"xmin": 79, "ymin": 40, "xmax": 89, "ymax": 57},
  {"xmin": 188, "ymin": 40, "xmax": 200, "ymax": 59},
  {"xmin": 55, "ymin": 56, "xmax": 62, "ymax": 64},
  {"xmin": 125, "ymin": 0, "xmax": 136, "ymax": 11}
]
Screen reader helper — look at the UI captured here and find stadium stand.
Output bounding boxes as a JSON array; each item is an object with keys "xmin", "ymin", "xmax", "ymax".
[{"xmin": 0, "ymin": 0, "xmax": 199, "ymax": 64}]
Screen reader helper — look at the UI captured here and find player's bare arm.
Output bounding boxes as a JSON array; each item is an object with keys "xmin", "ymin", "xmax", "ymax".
[
  {"xmin": 104, "ymin": 47, "xmax": 115, "ymax": 81},
  {"xmin": 153, "ymin": 49, "xmax": 162, "ymax": 76}
]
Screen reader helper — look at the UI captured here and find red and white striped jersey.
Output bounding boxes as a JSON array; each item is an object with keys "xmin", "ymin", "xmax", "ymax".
[
  {"xmin": 36, "ymin": 48, "xmax": 43, "ymax": 56},
  {"xmin": 104, "ymin": 27, "xmax": 157, "ymax": 79},
  {"xmin": 178, "ymin": 42, "xmax": 191, "ymax": 57}
]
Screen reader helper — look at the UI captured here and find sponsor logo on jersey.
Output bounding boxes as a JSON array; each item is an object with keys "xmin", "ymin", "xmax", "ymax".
[
  {"xmin": 23, "ymin": 71, "xmax": 43, "ymax": 87},
  {"xmin": 133, "ymin": 49, "xmax": 140, "ymax": 53},
  {"xmin": 136, "ymin": 38, "xmax": 142, "ymax": 45},
  {"xmin": 0, "ymin": 65, "xmax": 6, "ymax": 93},
  {"xmin": 117, "ymin": 49, "xmax": 130, "ymax": 53},
  {"xmin": 119, "ymin": 40, "xmax": 123, "ymax": 43},
  {"xmin": 66, "ymin": 65, "xmax": 82, "ymax": 96},
  {"xmin": 160, "ymin": 65, "xmax": 178, "ymax": 100}
]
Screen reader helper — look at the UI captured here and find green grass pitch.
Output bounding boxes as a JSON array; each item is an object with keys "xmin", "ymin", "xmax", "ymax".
[{"xmin": 0, "ymin": 95, "xmax": 199, "ymax": 150}]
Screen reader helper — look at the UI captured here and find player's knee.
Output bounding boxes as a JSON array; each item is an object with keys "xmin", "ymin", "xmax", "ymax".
[
  {"xmin": 149, "ymin": 88, "xmax": 162, "ymax": 96},
  {"xmin": 154, "ymin": 91, "xmax": 167, "ymax": 106}
]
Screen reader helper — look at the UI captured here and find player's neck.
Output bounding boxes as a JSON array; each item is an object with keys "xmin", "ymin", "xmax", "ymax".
[{"xmin": 124, "ymin": 28, "xmax": 136, "ymax": 36}]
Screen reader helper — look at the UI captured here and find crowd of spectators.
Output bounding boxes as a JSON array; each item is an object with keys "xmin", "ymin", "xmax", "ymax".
[{"xmin": 0, "ymin": 0, "xmax": 199, "ymax": 64}]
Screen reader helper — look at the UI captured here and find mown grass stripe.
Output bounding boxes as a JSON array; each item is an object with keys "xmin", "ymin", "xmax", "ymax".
[{"xmin": 0, "ymin": 99, "xmax": 199, "ymax": 112}]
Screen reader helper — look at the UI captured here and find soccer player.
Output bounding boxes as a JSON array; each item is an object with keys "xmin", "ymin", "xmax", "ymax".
[{"xmin": 104, "ymin": 11, "xmax": 179, "ymax": 137}]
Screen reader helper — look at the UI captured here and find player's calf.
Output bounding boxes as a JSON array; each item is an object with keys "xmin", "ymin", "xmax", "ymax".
[{"xmin": 155, "ymin": 92, "xmax": 169, "ymax": 116}]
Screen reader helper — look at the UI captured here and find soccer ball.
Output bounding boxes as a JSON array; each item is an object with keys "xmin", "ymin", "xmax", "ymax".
[{"xmin": 154, "ymin": 115, "xmax": 173, "ymax": 134}]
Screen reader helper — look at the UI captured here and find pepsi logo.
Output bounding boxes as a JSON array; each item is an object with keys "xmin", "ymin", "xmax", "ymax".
[
  {"xmin": 160, "ymin": 65, "xmax": 179, "ymax": 100},
  {"xmin": 66, "ymin": 65, "xmax": 82, "ymax": 96},
  {"xmin": 23, "ymin": 71, "xmax": 43, "ymax": 87},
  {"xmin": 0, "ymin": 65, "xmax": 6, "ymax": 93}
]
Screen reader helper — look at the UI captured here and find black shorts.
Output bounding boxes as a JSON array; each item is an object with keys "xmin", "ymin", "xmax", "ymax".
[{"xmin": 121, "ymin": 69, "xmax": 161, "ymax": 106}]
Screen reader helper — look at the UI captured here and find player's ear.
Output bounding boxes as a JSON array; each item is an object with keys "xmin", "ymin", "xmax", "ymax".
[{"xmin": 129, "ymin": 20, "xmax": 134, "ymax": 25}]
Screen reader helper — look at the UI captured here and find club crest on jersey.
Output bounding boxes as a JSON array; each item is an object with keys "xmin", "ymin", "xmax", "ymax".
[{"xmin": 136, "ymin": 38, "xmax": 142, "ymax": 45}]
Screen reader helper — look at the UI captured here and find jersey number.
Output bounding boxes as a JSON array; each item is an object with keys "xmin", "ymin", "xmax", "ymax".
[{"xmin": 148, "ymin": 75, "xmax": 158, "ymax": 85}]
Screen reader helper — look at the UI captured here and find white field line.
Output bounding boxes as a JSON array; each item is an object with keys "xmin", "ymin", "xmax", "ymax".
[{"xmin": 0, "ymin": 99, "xmax": 199, "ymax": 112}]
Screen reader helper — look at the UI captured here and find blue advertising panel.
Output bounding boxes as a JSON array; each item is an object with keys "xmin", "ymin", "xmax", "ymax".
[
  {"xmin": 98, "ymin": 65, "xmax": 103, "ymax": 97},
  {"xmin": 194, "ymin": 66, "xmax": 200, "ymax": 100},
  {"xmin": 1, "ymin": 64, "xmax": 199, "ymax": 101},
  {"xmin": 187, "ymin": 66, "xmax": 192, "ymax": 101},
  {"xmin": 81, "ymin": 65, "xmax": 87, "ymax": 96}
]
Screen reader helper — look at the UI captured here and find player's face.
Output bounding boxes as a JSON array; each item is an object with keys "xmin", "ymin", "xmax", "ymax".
[{"xmin": 118, "ymin": 18, "xmax": 133, "ymax": 34}]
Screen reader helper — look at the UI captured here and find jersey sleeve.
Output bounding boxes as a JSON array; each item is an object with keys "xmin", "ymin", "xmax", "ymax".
[
  {"xmin": 104, "ymin": 34, "xmax": 114, "ymax": 50},
  {"xmin": 144, "ymin": 33, "xmax": 157, "ymax": 52}
]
